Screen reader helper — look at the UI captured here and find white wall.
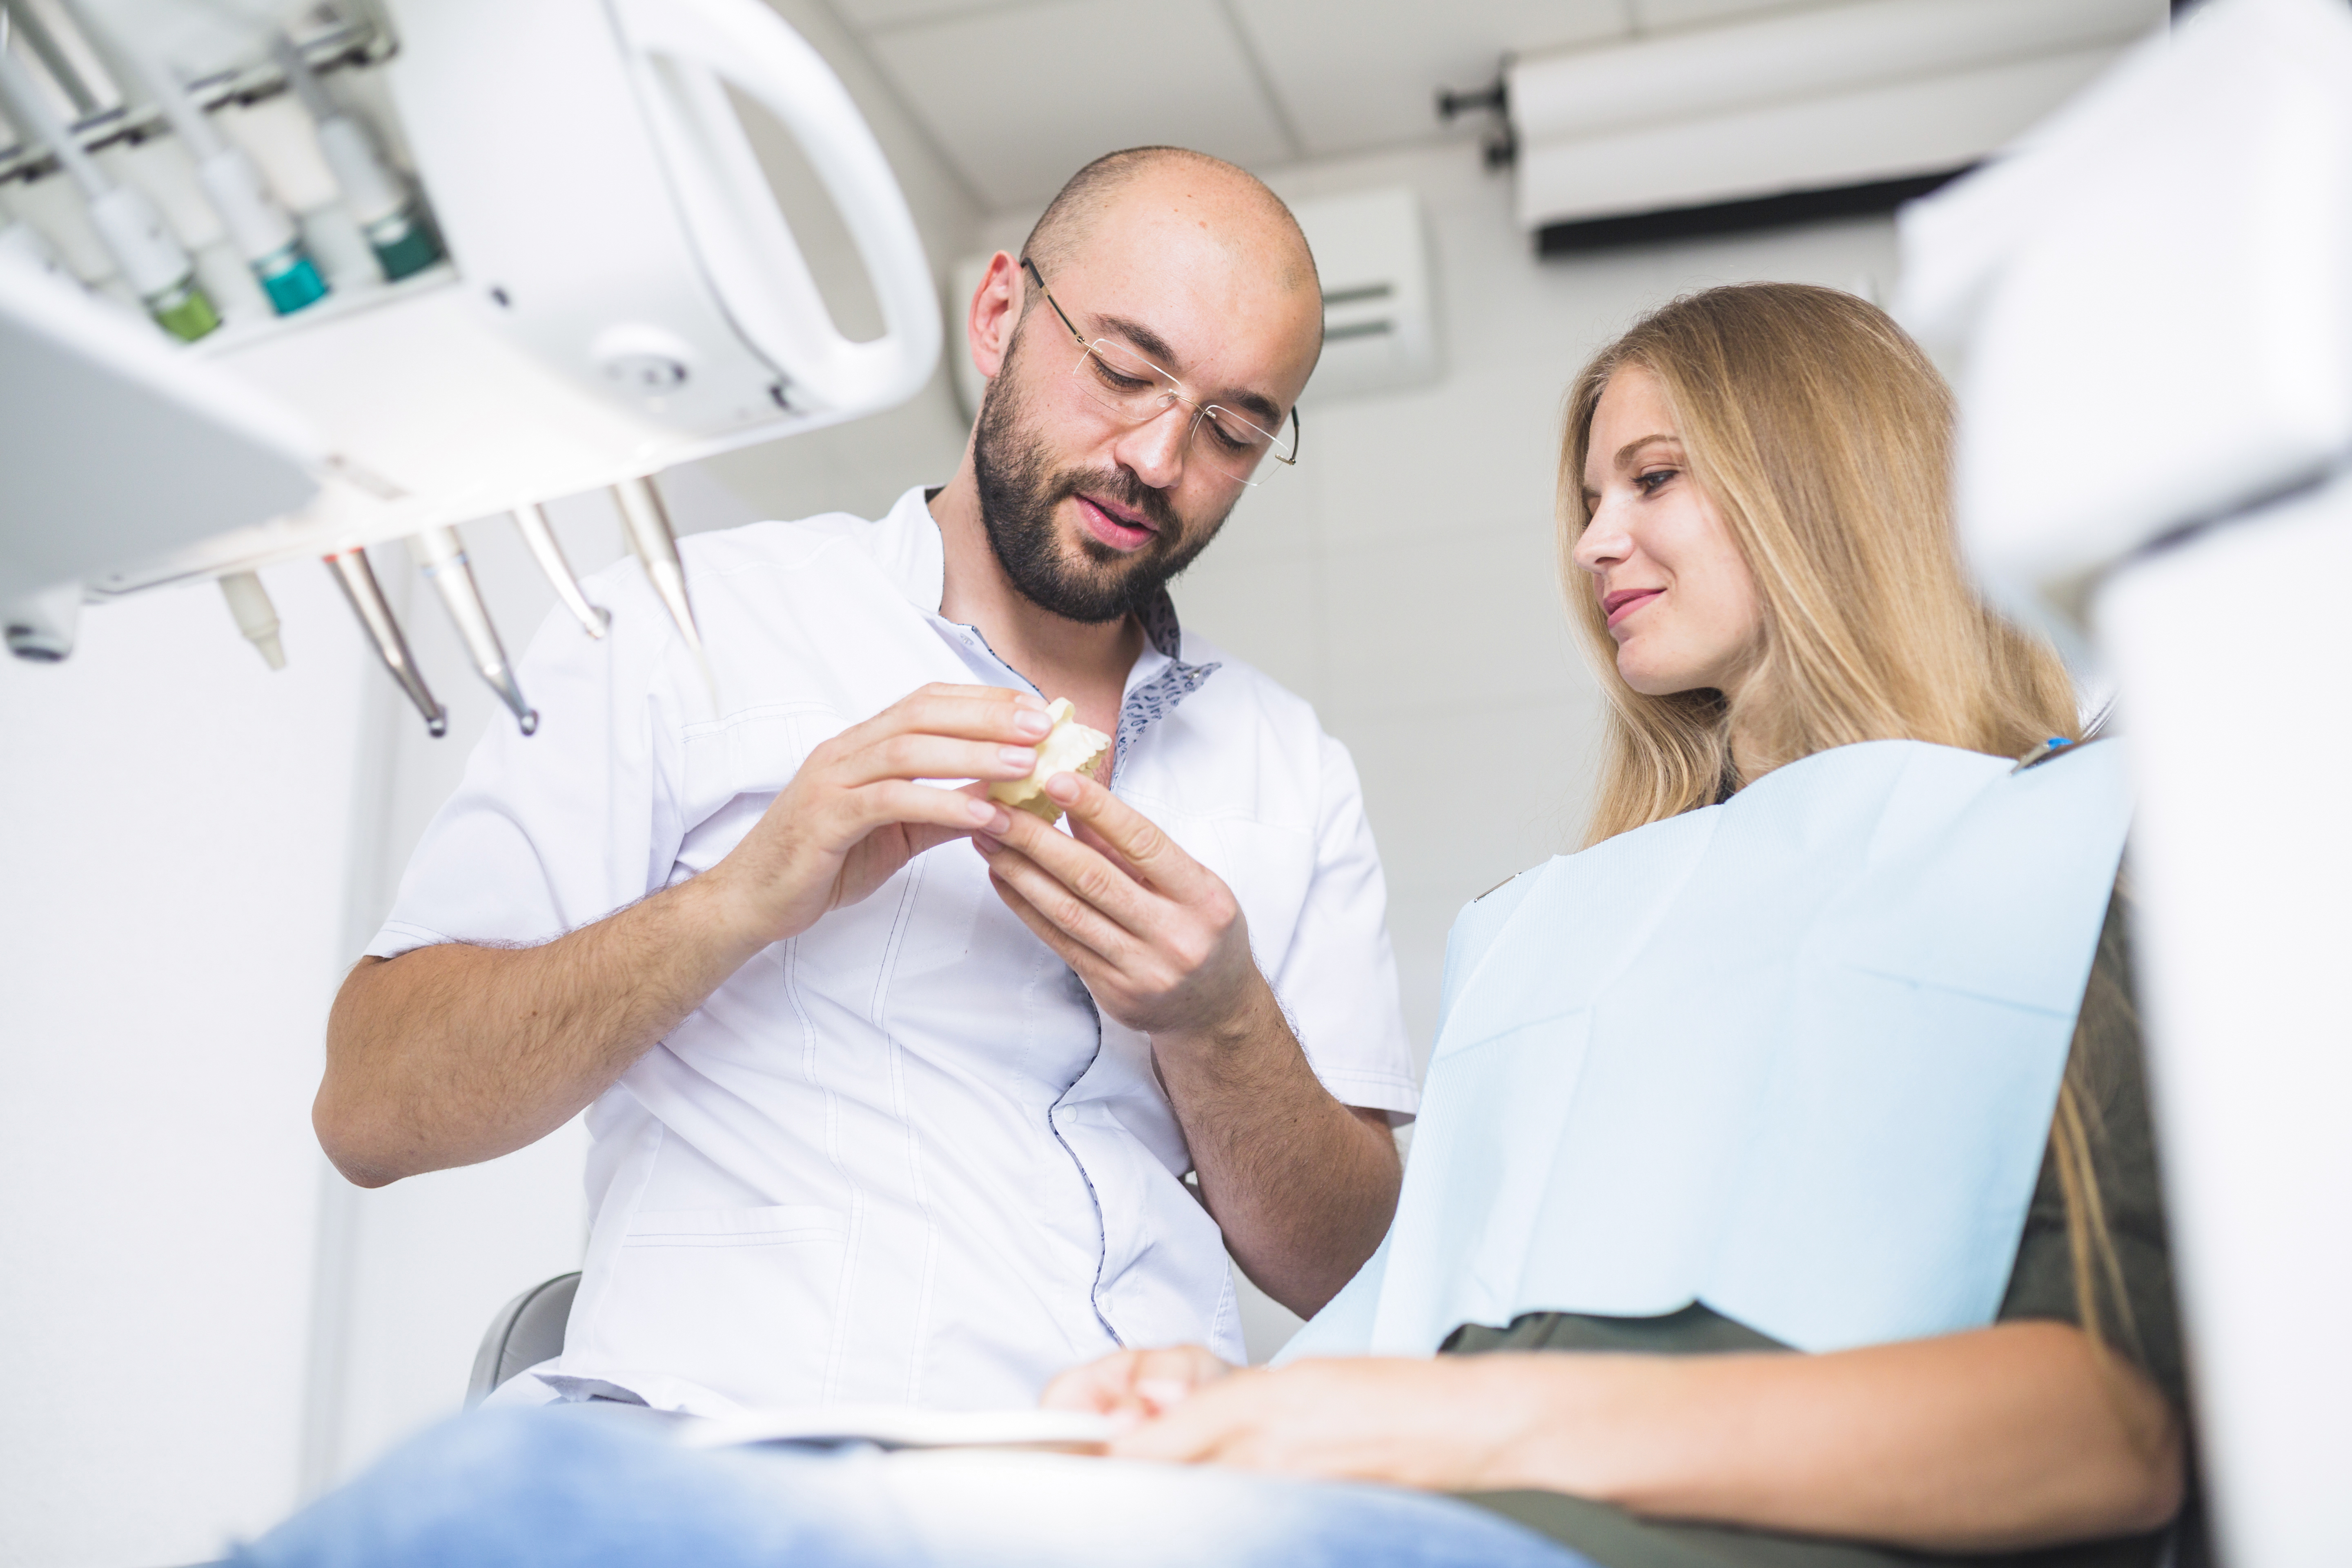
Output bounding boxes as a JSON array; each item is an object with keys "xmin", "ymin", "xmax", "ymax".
[{"xmin": 0, "ymin": 568, "xmax": 374, "ymax": 1568}]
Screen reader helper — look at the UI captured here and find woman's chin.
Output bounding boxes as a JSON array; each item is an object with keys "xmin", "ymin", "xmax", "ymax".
[{"xmin": 1617, "ymin": 662, "xmax": 1699, "ymax": 699}]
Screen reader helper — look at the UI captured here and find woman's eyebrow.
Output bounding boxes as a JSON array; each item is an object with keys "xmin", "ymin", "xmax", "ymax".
[{"xmin": 1614, "ymin": 434, "xmax": 1682, "ymax": 468}]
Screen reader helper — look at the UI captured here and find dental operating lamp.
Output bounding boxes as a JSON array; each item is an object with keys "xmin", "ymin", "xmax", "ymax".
[{"xmin": 1898, "ymin": 0, "xmax": 2352, "ymax": 1561}]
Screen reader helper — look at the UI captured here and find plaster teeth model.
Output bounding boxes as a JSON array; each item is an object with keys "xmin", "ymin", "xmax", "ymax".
[{"xmin": 989, "ymin": 699, "xmax": 1111, "ymax": 823}]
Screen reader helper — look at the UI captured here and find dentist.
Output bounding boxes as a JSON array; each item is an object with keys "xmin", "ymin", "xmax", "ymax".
[{"xmin": 314, "ymin": 146, "xmax": 1415, "ymax": 1415}]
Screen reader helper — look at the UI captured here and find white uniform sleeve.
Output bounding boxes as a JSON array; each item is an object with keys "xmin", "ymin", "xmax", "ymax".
[
  {"xmin": 1269, "ymin": 731, "xmax": 1420, "ymax": 1122},
  {"xmin": 366, "ymin": 564, "xmax": 688, "ymax": 960}
]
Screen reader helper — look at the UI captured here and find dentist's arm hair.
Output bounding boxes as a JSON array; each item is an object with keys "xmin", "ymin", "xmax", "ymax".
[{"xmin": 316, "ymin": 684, "xmax": 1047, "ymax": 1185}]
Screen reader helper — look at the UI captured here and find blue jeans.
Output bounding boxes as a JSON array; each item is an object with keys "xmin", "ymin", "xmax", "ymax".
[{"xmin": 234, "ymin": 1409, "xmax": 1592, "ymax": 1568}]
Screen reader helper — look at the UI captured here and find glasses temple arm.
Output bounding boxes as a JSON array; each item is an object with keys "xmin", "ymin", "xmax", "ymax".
[{"xmin": 1018, "ymin": 256, "xmax": 1089, "ymax": 348}]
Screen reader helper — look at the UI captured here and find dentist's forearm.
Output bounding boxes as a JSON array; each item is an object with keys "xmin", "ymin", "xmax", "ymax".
[
  {"xmin": 1156, "ymin": 978, "xmax": 1402, "ymax": 1318},
  {"xmin": 315, "ymin": 872, "xmax": 765, "ymax": 1187}
]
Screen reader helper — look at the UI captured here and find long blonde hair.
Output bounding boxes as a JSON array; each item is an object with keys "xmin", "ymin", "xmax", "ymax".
[
  {"xmin": 1558, "ymin": 284, "xmax": 2140, "ymax": 1374},
  {"xmin": 1559, "ymin": 284, "xmax": 2078, "ymax": 845}
]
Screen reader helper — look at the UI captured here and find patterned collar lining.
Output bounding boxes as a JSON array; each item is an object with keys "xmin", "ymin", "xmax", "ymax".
[
  {"xmin": 1112, "ymin": 589, "xmax": 1219, "ymax": 786},
  {"xmin": 904, "ymin": 490, "xmax": 1218, "ymax": 784}
]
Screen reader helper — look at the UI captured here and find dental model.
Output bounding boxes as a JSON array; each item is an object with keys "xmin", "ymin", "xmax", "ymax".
[{"xmin": 990, "ymin": 699, "xmax": 1111, "ymax": 823}]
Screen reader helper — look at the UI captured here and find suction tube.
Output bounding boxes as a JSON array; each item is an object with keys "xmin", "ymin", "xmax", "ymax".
[
  {"xmin": 511, "ymin": 502, "xmax": 609, "ymax": 638},
  {"xmin": 218, "ymin": 571, "xmax": 285, "ymax": 669},
  {"xmin": 108, "ymin": 34, "xmax": 327, "ymax": 315},
  {"xmin": 326, "ymin": 548, "xmax": 445, "ymax": 737},
  {"xmin": 269, "ymin": 33, "xmax": 440, "ymax": 282},
  {"xmin": 0, "ymin": 44, "xmax": 218, "ymax": 339},
  {"xmin": 409, "ymin": 526, "xmax": 537, "ymax": 735}
]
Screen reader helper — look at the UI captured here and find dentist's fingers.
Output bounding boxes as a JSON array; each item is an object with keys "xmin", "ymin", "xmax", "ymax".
[
  {"xmin": 986, "ymin": 858, "xmax": 1129, "ymax": 977},
  {"xmin": 1044, "ymin": 771, "xmax": 1212, "ymax": 899},
  {"xmin": 837, "ymin": 683, "xmax": 1051, "ymax": 746},
  {"xmin": 980, "ymin": 810, "xmax": 1161, "ymax": 939},
  {"xmin": 837, "ymin": 781, "xmax": 1011, "ymax": 840},
  {"xmin": 833, "ymin": 733, "xmax": 1048, "ymax": 789}
]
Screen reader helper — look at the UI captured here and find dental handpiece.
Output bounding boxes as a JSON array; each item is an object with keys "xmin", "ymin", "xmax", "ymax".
[
  {"xmin": 611, "ymin": 476, "xmax": 715, "ymax": 700},
  {"xmin": 325, "ymin": 548, "xmax": 446, "ymax": 737},
  {"xmin": 510, "ymin": 501, "xmax": 609, "ymax": 638},
  {"xmin": 409, "ymin": 525, "xmax": 537, "ymax": 735}
]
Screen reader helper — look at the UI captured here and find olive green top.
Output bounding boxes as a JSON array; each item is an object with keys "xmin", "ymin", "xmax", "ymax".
[{"xmin": 1443, "ymin": 890, "xmax": 2194, "ymax": 1568}]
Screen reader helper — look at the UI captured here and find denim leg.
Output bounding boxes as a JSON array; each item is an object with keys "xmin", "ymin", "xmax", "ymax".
[{"xmin": 235, "ymin": 1410, "xmax": 1593, "ymax": 1568}]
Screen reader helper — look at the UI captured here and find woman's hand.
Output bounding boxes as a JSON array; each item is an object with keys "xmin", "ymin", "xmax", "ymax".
[
  {"xmin": 1041, "ymin": 1345, "xmax": 1238, "ymax": 1428},
  {"xmin": 1099, "ymin": 1330, "xmax": 2182, "ymax": 1554},
  {"xmin": 1103, "ymin": 1356, "xmax": 1603, "ymax": 1494}
]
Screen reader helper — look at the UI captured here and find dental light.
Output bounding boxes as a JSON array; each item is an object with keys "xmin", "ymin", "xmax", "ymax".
[{"xmin": 1899, "ymin": 1, "xmax": 2352, "ymax": 1562}]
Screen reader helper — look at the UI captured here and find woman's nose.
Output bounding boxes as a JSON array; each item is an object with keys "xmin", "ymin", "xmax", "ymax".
[{"xmin": 1574, "ymin": 501, "xmax": 1631, "ymax": 572}]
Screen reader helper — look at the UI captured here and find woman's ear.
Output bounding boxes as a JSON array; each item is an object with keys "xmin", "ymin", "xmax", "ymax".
[{"xmin": 967, "ymin": 252, "xmax": 1025, "ymax": 383}]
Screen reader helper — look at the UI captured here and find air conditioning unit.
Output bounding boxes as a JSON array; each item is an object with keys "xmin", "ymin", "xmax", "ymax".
[
  {"xmin": 948, "ymin": 183, "xmax": 1436, "ymax": 423},
  {"xmin": 1292, "ymin": 186, "xmax": 1438, "ymax": 405},
  {"xmin": 1507, "ymin": 0, "xmax": 2167, "ymax": 253}
]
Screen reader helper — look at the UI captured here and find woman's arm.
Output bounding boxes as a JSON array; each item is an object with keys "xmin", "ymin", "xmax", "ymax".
[{"xmin": 1107, "ymin": 1321, "xmax": 2183, "ymax": 1553}]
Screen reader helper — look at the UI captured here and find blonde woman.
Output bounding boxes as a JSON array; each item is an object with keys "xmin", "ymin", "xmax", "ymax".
[
  {"xmin": 1040, "ymin": 283, "xmax": 2187, "ymax": 1568},
  {"xmin": 232, "ymin": 287, "xmax": 2182, "ymax": 1568}
]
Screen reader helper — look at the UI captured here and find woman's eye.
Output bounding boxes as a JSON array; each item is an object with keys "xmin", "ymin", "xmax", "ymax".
[{"xmin": 1635, "ymin": 468, "xmax": 1677, "ymax": 494}]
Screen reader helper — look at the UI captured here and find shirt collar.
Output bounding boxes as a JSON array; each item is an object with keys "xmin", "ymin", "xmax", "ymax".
[
  {"xmin": 882, "ymin": 485, "xmax": 1217, "ymax": 779},
  {"xmin": 879, "ymin": 483, "xmax": 1192, "ymax": 667}
]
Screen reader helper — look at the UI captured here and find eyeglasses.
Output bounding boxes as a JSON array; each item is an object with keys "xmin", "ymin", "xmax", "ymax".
[{"xmin": 1020, "ymin": 257, "xmax": 1299, "ymax": 486}]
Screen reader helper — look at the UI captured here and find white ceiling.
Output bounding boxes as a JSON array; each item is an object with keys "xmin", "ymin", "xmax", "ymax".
[{"xmin": 824, "ymin": 0, "xmax": 1844, "ymax": 211}]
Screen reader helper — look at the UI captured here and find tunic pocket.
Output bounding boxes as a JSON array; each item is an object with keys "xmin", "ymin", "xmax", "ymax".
[{"xmin": 595, "ymin": 1204, "xmax": 851, "ymax": 1410}]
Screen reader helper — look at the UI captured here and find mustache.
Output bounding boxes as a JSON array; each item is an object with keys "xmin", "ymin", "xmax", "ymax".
[{"xmin": 1053, "ymin": 464, "xmax": 1182, "ymax": 542}]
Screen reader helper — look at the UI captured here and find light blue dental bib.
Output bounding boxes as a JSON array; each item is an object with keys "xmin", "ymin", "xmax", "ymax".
[{"xmin": 1281, "ymin": 739, "xmax": 2131, "ymax": 1362}]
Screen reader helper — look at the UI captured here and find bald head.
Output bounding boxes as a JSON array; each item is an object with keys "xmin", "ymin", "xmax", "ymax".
[{"xmin": 1021, "ymin": 147, "xmax": 1320, "ymax": 310}]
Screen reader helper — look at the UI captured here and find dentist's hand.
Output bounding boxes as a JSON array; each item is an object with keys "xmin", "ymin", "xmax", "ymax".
[
  {"xmin": 705, "ymin": 683, "xmax": 1046, "ymax": 950},
  {"xmin": 974, "ymin": 771, "xmax": 1266, "ymax": 1038}
]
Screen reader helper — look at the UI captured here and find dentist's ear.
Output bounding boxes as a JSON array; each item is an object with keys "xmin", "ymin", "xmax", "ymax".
[{"xmin": 967, "ymin": 250, "xmax": 1025, "ymax": 382}]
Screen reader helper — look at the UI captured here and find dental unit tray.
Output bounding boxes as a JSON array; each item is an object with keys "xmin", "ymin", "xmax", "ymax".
[{"xmin": 3, "ymin": 0, "xmax": 941, "ymax": 601}]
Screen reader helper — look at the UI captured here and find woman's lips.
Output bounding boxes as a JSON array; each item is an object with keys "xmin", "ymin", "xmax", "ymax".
[
  {"xmin": 1603, "ymin": 587, "xmax": 1663, "ymax": 627},
  {"xmin": 1076, "ymin": 494, "xmax": 1156, "ymax": 552}
]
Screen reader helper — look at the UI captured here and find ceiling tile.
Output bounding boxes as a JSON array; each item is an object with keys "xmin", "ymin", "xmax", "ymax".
[
  {"xmin": 865, "ymin": 0, "xmax": 1296, "ymax": 207},
  {"xmin": 825, "ymin": 0, "xmax": 1030, "ymax": 28},
  {"xmin": 1631, "ymin": 0, "xmax": 1833, "ymax": 31},
  {"xmin": 1226, "ymin": 0, "xmax": 1632, "ymax": 158}
]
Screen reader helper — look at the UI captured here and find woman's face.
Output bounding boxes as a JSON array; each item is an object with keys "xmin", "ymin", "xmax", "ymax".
[{"xmin": 1573, "ymin": 365, "xmax": 1764, "ymax": 699}]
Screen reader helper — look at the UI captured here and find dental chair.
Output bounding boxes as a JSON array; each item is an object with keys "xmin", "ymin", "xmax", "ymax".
[{"xmin": 465, "ymin": 1273, "xmax": 580, "ymax": 1408}]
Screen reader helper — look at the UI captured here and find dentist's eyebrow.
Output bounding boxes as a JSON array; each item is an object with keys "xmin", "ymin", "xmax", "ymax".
[
  {"xmin": 1095, "ymin": 312, "xmax": 1182, "ymax": 372},
  {"xmin": 1095, "ymin": 310, "xmax": 1284, "ymax": 426}
]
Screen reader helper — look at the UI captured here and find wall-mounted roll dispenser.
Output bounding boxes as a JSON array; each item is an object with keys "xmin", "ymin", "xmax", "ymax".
[{"xmin": 0, "ymin": 0, "xmax": 942, "ymax": 733}]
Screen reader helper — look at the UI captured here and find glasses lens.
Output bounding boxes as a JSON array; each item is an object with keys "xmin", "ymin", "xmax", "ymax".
[
  {"xmin": 1199, "ymin": 406, "xmax": 1294, "ymax": 469},
  {"xmin": 1074, "ymin": 340, "xmax": 1176, "ymax": 422},
  {"xmin": 1069, "ymin": 340, "xmax": 1292, "ymax": 484}
]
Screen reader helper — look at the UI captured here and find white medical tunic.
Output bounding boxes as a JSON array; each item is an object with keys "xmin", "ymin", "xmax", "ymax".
[{"xmin": 367, "ymin": 486, "xmax": 1418, "ymax": 1415}]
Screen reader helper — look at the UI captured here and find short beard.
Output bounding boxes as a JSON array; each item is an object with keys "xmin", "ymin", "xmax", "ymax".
[{"xmin": 971, "ymin": 335, "xmax": 1229, "ymax": 625}]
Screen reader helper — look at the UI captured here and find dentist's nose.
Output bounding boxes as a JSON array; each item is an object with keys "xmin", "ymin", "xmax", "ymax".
[{"xmin": 1113, "ymin": 405, "xmax": 1189, "ymax": 491}]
